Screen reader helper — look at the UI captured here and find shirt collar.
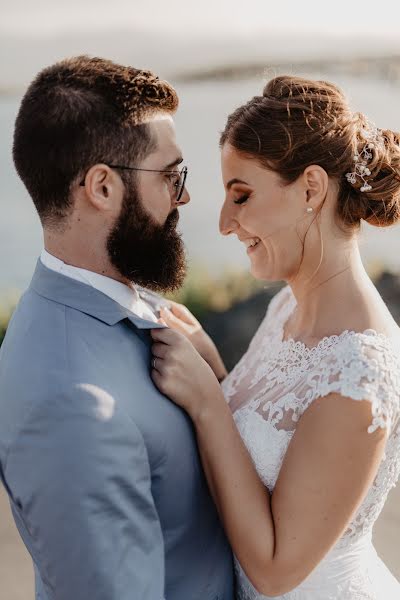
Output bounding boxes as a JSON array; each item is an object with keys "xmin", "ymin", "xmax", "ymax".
[
  {"xmin": 40, "ymin": 249, "xmax": 157, "ymax": 323},
  {"xmin": 32, "ymin": 257, "xmax": 164, "ymax": 330}
]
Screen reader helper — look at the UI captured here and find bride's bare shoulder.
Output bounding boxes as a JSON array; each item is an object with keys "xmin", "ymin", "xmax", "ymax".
[{"xmin": 341, "ymin": 287, "xmax": 399, "ymax": 341}]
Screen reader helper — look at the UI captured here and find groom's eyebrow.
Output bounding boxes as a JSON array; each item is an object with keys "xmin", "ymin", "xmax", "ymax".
[
  {"xmin": 227, "ymin": 178, "xmax": 248, "ymax": 189},
  {"xmin": 163, "ymin": 156, "xmax": 183, "ymax": 170}
]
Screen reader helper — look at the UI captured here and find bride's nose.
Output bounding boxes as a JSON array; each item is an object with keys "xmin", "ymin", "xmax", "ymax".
[{"xmin": 219, "ymin": 201, "xmax": 238, "ymax": 236}]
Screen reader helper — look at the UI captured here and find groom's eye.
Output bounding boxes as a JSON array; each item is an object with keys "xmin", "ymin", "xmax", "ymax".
[{"xmin": 166, "ymin": 172, "xmax": 179, "ymax": 183}]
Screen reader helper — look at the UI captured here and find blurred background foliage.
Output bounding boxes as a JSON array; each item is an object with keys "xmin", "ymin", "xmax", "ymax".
[
  {"xmin": 1, "ymin": 262, "xmax": 396, "ymax": 349},
  {"xmin": 0, "ymin": 267, "xmax": 265, "ymax": 347},
  {"xmin": 3, "ymin": 264, "xmax": 400, "ymax": 373},
  {"xmin": 166, "ymin": 264, "xmax": 265, "ymax": 317},
  {"xmin": 0, "ymin": 293, "xmax": 19, "ymax": 347}
]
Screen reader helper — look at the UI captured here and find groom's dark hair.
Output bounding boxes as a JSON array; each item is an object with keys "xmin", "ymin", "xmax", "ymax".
[{"xmin": 13, "ymin": 55, "xmax": 179, "ymax": 226}]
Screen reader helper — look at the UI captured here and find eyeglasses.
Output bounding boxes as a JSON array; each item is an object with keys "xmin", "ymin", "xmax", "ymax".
[{"xmin": 79, "ymin": 163, "xmax": 188, "ymax": 202}]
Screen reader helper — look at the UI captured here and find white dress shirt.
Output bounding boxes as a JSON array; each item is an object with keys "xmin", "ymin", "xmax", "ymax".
[{"xmin": 40, "ymin": 249, "xmax": 158, "ymax": 323}]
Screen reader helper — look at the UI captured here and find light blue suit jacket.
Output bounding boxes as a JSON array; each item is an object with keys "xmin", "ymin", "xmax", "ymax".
[{"xmin": 0, "ymin": 260, "xmax": 234, "ymax": 600}]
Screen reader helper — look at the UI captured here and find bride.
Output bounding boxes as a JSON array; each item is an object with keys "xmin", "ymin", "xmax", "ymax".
[{"xmin": 150, "ymin": 75, "xmax": 400, "ymax": 599}]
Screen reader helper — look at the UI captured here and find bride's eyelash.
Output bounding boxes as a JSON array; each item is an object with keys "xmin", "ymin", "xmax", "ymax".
[{"xmin": 234, "ymin": 194, "xmax": 249, "ymax": 205}]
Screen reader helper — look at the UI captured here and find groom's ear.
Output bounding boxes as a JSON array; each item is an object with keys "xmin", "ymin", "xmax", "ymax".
[{"xmin": 80, "ymin": 164, "xmax": 123, "ymax": 212}]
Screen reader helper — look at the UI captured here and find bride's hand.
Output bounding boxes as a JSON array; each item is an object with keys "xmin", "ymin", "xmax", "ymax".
[
  {"xmin": 159, "ymin": 302, "xmax": 227, "ymax": 382},
  {"xmin": 150, "ymin": 327, "xmax": 224, "ymax": 419}
]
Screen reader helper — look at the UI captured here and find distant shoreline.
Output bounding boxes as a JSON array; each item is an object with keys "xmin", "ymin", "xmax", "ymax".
[
  {"xmin": 2, "ymin": 54, "xmax": 400, "ymax": 96},
  {"xmin": 172, "ymin": 54, "xmax": 400, "ymax": 84}
]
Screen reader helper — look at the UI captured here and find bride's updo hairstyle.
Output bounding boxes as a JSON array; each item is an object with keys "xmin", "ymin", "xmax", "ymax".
[{"xmin": 220, "ymin": 75, "xmax": 400, "ymax": 230}]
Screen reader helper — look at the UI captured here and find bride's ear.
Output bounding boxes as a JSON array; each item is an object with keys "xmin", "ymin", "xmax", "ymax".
[{"xmin": 303, "ymin": 165, "xmax": 329, "ymax": 210}]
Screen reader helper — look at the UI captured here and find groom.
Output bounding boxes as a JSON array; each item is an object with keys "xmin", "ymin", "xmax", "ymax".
[{"xmin": 0, "ymin": 56, "xmax": 233, "ymax": 599}]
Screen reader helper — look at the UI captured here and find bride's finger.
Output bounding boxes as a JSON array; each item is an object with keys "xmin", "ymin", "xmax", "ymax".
[
  {"xmin": 151, "ymin": 325, "xmax": 185, "ymax": 345},
  {"xmin": 159, "ymin": 307, "xmax": 190, "ymax": 333},
  {"xmin": 151, "ymin": 367, "xmax": 167, "ymax": 393},
  {"xmin": 168, "ymin": 301, "xmax": 199, "ymax": 326},
  {"xmin": 152, "ymin": 342, "xmax": 168, "ymax": 359},
  {"xmin": 151, "ymin": 353, "xmax": 169, "ymax": 373}
]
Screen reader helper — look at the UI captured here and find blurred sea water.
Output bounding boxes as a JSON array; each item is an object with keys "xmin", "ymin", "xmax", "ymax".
[{"xmin": 2, "ymin": 72, "xmax": 400, "ymax": 292}]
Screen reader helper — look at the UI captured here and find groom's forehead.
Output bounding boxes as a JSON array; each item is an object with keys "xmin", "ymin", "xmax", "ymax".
[{"xmin": 147, "ymin": 116, "xmax": 182, "ymax": 160}]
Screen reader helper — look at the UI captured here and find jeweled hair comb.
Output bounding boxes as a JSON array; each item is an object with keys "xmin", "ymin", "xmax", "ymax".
[{"xmin": 345, "ymin": 123, "xmax": 384, "ymax": 192}]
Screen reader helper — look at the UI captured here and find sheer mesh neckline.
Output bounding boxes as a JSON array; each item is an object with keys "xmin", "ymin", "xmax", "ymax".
[{"xmin": 282, "ymin": 328, "xmax": 389, "ymax": 354}]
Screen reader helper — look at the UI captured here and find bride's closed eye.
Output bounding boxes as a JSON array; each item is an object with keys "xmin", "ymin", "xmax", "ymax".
[{"xmin": 234, "ymin": 194, "xmax": 249, "ymax": 205}]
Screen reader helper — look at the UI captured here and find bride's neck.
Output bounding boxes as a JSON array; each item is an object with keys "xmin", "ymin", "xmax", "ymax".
[{"xmin": 285, "ymin": 243, "xmax": 375, "ymax": 342}]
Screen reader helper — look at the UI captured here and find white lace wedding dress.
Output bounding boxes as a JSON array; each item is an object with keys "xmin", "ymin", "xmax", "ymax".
[{"xmin": 222, "ymin": 286, "xmax": 400, "ymax": 599}]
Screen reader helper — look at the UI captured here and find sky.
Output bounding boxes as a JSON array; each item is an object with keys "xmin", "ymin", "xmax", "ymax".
[{"xmin": 2, "ymin": 0, "xmax": 400, "ymax": 37}]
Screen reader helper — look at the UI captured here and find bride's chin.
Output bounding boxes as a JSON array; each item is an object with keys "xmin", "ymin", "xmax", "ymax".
[
  {"xmin": 249, "ymin": 254, "xmax": 286, "ymax": 282},
  {"xmin": 249, "ymin": 261, "xmax": 276, "ymax": 282}
]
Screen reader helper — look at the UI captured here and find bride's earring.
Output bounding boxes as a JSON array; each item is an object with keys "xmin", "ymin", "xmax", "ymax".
[{"xmin": 306, "ymin": 206, "xmax": 313, "ymax": 214}]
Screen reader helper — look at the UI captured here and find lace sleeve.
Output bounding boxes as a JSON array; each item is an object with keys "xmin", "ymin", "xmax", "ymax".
[{"xmin": 304, "ymin": 330, "xmax": 400, "ymax": 434}]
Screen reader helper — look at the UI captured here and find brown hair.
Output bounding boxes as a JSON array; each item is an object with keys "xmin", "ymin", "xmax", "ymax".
[
  {"xmin": 220, "ymin": 75, "xmax": 400, "ymax": 229},
  {"xmin": 13, "ymin": 55, "xmax": 178, "ymax": 225}
]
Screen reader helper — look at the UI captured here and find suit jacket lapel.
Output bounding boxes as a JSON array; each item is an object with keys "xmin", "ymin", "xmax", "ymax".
[{"xmin": 30, "ymin": 259, "xmax": 166, "ymax": 331}]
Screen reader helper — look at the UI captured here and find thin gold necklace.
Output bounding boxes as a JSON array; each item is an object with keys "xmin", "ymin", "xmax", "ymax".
[
  {"xmin": 285, "ymin": 265, "xmax": 352, "ymax": 339},
  {"xmin": 298, "ymin": 264, "xmax": 352, "ymax": 302}
]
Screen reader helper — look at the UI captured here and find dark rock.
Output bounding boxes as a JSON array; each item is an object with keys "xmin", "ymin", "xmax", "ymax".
[
  {"xmin": 375, "ymin": 271, "xmax": 400, "ymax": 323},
  {"xmin": 201, "ymin": 283, "xmax": 282, "ymax": 371}
]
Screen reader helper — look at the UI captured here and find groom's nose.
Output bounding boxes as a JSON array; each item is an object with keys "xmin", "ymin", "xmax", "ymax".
[{"xmin": 176, "ymin": 187, "xmax": 190, "ymax": 207}]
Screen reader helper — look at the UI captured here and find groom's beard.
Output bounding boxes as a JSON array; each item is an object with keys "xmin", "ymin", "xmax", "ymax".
[{"xmin": 106, "ymin": 184, "xmax": 187, "ymax": 293}]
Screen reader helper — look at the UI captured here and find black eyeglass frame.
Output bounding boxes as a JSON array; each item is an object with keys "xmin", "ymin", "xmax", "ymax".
[{"xmin": 79, "ymin": 164, "xmax": 188, "ymax": 202}]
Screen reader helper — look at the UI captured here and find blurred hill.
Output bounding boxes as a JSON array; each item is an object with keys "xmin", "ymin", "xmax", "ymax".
[{"xmin": 1, "ymin": 29, "xmax": 400, "ymax": 92}]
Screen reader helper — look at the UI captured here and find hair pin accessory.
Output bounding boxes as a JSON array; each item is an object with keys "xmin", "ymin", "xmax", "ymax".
[{"xmin": 345, "ymin": 123, "xmax": 384, "ymax": 192}]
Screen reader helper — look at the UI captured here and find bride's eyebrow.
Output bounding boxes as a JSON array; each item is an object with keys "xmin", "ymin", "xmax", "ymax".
[{"xmin": 227, "ymin": 178, "xmax": 249, "ymax": 190}]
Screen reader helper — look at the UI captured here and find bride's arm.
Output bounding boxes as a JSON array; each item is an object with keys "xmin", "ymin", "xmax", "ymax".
[{"xmin": 151, "ymin": 328, "xmax": 388, "ymax": 597}]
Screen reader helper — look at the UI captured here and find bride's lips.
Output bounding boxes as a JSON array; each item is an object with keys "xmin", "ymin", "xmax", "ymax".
[
  {"xmin": 247, "ymin": 240, "xmax": 261, "ymax": 255},
  {"xmin": 243, "ymin": 239, "xmax": 262, "ymax": 255},
  {"xmin": 239, "ymin": 236, "xmax": 262, "ymax": 255}
]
